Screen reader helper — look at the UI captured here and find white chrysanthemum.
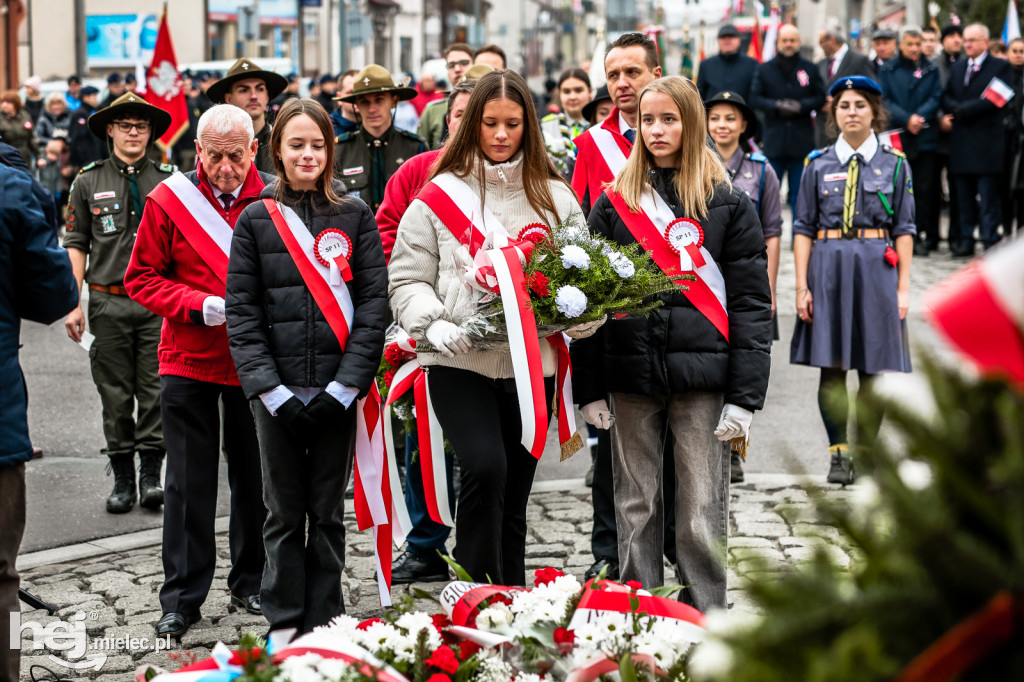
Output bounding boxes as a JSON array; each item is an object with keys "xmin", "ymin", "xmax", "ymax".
[
  {"xmin": 687, "ymin": 639, "xmax": 736, "ymax": 680},
  {"xmin": 476, "ymin": 602, "xmax": 514, "ymax": 630},
  {"xmin": 395, "ymin": 611, "xmax": 442, "ymax": 649},
  {"xmin": 357, "ymin": 621, "xmax": 400, "ymax": 652},
  {"xmin": 555, "ymin": 285, "xmax": 587, "ymax": 318},
  {"xmin": 560, "ymin": 244, "xmax": 591, "ymax": 270},
  {"xmin": 278, "ymin": 653, "xmax": 326, "ymax": 682},
  {"xmin": 315, "ymin": 658, "xmax": 350, "ymax": 680},
  {"xmin": 319, "ymin": 614, "xmax": 360, "ymax": 640},
  {"xmin": 633, "ymin": 628, "xmax": 682, "ymax": 666},
  {"xmin": 608, "ymin": 252, "xmax": 635, "ymax": 278},
  {"xmin": 898, "ymin": 459, "xmax": 933, "ymax": 490}
]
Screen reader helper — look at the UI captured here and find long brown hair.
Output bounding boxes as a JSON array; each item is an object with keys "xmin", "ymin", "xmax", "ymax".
[
  {"xmin": 429, "ymin": 70, "xmax": 569, "ymax": 226},
  {"xmin": 270, "ymin": 97, "xmax": 342, "ymax": 204},
  {"xmin": 612, "ymin": 76, "xmax": 727, "ymax": 220}
]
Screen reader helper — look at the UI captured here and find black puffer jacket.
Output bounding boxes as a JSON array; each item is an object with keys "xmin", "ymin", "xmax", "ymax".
[
  {"xmin": 226, "ymin": 180, "xmax": 388, "ymax": 399},
  {"xmin": 572, "ymin": 168, "xmax": 772, "ymax": 412}
]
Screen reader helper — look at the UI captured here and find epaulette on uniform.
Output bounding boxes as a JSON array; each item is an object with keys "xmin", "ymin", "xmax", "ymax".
[
  {"xmin": 749, "ymin": 151, "xmax": 768, "ymax": 163},
  {"xmin": 882, "ymin": 144, "xmax": 906, "ymax": 159},
  {"xmin": 396, "ymin": 127, "xmax": 426, "ymax": 144},
  {"xmin": 79, "ymin": 160, "xmax": 104, "ymax": 174},
  {"xmin": 158, "ymin": 162, "xmax": 176, "ymax": 173},
  {"xmin": 804, "ymin": 146, "xmax": 829, "ymax": 167}
]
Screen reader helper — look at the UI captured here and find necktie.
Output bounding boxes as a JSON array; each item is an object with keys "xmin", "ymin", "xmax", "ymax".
[
  {"xmin": 220, "ymin": 193, "xmax": 234, "ymax": 212},
  {"xmin": 624, "ymin": 128, "xmax": 636, "ymax": 144},
  {"xmin": 965, "ymin": 61, "xmax": 978, "ymax": 86},
  {"xmin": 828, "ymin": 57, "xmax": 836, "ymax": 80},
  {"xmin": 125, "ymin": 165, "xmax": 142, "ymax": 226},
  {"xmin": 842, "ymin": 155, "xmax": 860, "ymax": 238}
]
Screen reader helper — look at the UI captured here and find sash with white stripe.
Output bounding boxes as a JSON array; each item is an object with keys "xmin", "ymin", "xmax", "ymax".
[
  {"xmin": 415, "ymin": 171, "xmax": 510, "ymax": 255},
  {"xmin": 588, "ymin": 124, "xmax": 630, "ymax": 180},
  {"xmin": 148, "ymin": 172, "xmax": 235, "ymax": 284},
  {"xmin": 262, "ymin": 198, "xmax": 354, "ymax": 349},
  {"xmin": 608, "ymin": 189, "xmax": 730, "ymax": 341}
]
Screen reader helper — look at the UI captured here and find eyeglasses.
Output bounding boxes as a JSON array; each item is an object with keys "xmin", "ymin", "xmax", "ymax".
[
  {"xmin": 113, "ymin": 121, "xmax": 150, "ymax": 133},
  {"xmin": 446, "ymin": 59, "xmax": 471, "ymax": 70}
]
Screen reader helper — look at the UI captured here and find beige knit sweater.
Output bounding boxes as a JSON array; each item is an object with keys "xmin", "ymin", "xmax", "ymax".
[{"xmin": 389, "ymin": 152, "xmax": 584, "ymax": 379}]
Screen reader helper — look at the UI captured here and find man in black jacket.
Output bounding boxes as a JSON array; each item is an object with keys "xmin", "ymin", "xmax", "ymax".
[
  {"xmin": 942, "ymin": 23, "xmax": 1015, "ymax": 254},
  {"xmin": 696, "ymin": 24, "xmax": 760, "ymax": 102},
  {"xmin": 750, "ymin": 24, "xmax": 826, "ymax": 219},
  {"xmin": 67, "ymin": 86, "xmax": 107, "ymax": 170},
  {"xmin": 815, "ymin": 23, "xmax": 875, "ymax": 148}
]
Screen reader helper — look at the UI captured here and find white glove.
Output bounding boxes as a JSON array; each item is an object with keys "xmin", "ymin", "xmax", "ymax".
[
  {"xmin": 425, "ymin": 319, "xmax": 473, "ymax": 358},
  {"xmin": 202, "ymin": 296, "xmax": 226, "ymax": 326},
  {"xmin": 714, "ymin": 404, "xmax": 753, "ymax": 441},
  {"xmin": 564, "ymin": 315, "xmax": 607, "ymax": 339},
  {"xmin": 581, "ymin": 400, "xmax": 615, "ymax": 430}
]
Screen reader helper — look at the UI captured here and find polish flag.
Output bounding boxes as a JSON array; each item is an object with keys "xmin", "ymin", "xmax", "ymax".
[
  {"xmin": 982, "ymin": 77, "xmax": 1015, "ymax": 108},
  {"xmin": 748, "ymin": 1, "xmax": 764, "ymax": 63},
  {"xmin": 877, "ymin": 129, "xmax": 904, "ymax": 152},
  {"xmin": 925, "ymin": 239, "xmax": 1024, "ymax": 390},
  {"xmin": 762, "ymin": 2, "xmax": 781, "ymax": 62},
  {"xmin": 144, "ymin": 8, "xmax": 189, "ymax": 151}
]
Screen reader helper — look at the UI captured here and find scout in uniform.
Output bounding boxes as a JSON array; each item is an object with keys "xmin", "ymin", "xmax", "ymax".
[
  {"xmin": 63, "ymin": 93, "xmax": 176, "ymax": 513},
  {"xmin": 705, "ymin": 90, "xmax": 783, "ymax": 483},
  {"xmin": 334, "ymin": 65, "xmax": 427, "ymax": 213},
  {"xmin": 206, "ymin": 58, "xmax": 288, "ymax": 175},
  {"xmin": 791, "ymin": 76, "xmax": 915, "ymax": 485}
]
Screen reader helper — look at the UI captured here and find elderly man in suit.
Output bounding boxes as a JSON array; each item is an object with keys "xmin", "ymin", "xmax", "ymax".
[
  {"xmin": 816, "ymin": 23, "xmax": 876, "ymax": 148},
  {"xmin": 942, "ymin": 23, "xmax": 1015, "ymax": 255}
]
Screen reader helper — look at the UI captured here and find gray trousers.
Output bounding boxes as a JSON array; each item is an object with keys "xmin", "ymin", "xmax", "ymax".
[
  {"xmin": 609, "ymin": 391, "xmax": 729, "ymax": 612},
  {"xmin": 0, "ymin": 464, "xmax": 25, "ymax": 682}
]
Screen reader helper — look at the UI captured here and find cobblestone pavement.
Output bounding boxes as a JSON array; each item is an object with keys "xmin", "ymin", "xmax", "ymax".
[{"xmin": 14, "ymin": 475, "xmax": 852, "ymax": 681}]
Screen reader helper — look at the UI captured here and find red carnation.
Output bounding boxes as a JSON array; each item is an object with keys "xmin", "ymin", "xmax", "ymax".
[
  {"xmin": 526, "ymin": 271, "xmax": 551, "ymax": 298},
  {"xmin": 553, "ymin": 627, "xmax": 575, "ymax": 644},
  {"xmin": 357, "ymin": 617, "xmax": 385, "ymax": 630},
  {"xmin": 458, "ymin": 640, "xmax": 482, "ymax": 659},
  {"xmin": 426, "ymin": 674, "xmax": 452, "ymax": 682},
  {"xmin": 431, "ymin": 613, "xmax": 452, "ymax": 633},
  {"xmin": 534, "ymin": 567, "xmax": 566, "ymax": 587},
  {"xmin": 384, "ymin": 369, "xmax": 396, "ymax": 387},
  {"xmin": 625, "ymin": 580, "xmax": 643, "ymax": 591},
  {"xmin": 384, "ymin": 342, "xmax": 408, "ymax": 368},
  {"xmin": 426, "ymin": 646, "xmax": 460, "ymax": 674}
]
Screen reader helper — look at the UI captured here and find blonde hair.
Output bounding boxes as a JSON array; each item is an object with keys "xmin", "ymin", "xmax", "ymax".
[{"xmin": 611, "ymin": 76, "xmax": 727, "ymax": 220}]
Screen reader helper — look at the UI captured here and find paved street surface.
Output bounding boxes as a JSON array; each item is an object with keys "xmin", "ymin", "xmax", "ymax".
[{"xmin": 15, "ymin": 475, "xmax": 852, "ymax": 681}]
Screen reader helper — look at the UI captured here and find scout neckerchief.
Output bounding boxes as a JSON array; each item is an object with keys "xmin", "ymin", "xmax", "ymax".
[
  {"xmin": 842, "ymin": 154, "xmax": 861, "ymax": 238},
  {"xmin": 262, "ymin": 198, "xmax": 354, "ymax": 349},
  {"xmin": 117, "ymin": 156, "xmax": 146, "ymax": 225},
  {"xmin": 148, "ymin": 172, "xmax": 250, "ymax": 284},
  {"xmin": 607, "ymin": 187, "xmax": 730, "ymax": 341}
]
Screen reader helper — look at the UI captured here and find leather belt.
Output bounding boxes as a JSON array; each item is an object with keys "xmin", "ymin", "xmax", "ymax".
[
  {"xmin": 88, "ymin": 284, "xmax": 130, "ymax": 296},
  {"xmin": 816, "ymin": 229, "xmax": 887, "ymax": 240}
]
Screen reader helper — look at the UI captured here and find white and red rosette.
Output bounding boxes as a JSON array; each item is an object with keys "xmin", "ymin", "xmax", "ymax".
[
  {"xmin": 314, "ymin": 228, "xmax": 354, "ymax": 285},
  {"xmin": 664, "ymin": 217, "xmax": 706, "ymax": 273},
  {"xmin": 518, "ymin": 222, "xmax": 551, "ymax": 245}
]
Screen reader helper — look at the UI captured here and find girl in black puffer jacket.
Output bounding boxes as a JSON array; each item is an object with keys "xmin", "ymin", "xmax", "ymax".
[
  {"xmin": 571, "ymin": 77, "xmax": 771, "ymax": 612},
  {"xmin": 226, "ymin": 98, "xmax": 387, "ymax": 634}
]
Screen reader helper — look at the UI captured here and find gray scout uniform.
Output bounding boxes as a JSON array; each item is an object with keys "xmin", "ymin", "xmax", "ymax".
[
  {"xmin": 64, "ymin": 154, "xmax": 174, "ymax": 463},
  {"xmin": 790, "ymin": 135, "xmax": 916, "ymax": 373}
]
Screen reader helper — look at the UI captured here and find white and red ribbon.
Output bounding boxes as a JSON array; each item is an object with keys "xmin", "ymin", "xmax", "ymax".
[
  {"xmin": 263, "ymin": 199, "xmax": 354, "ymax": 349},
  {"xmin": 314, "ymin": 228, "xmax": 354, "ymax": 285},
  {"xmin": 608, "ymin": 190, "xmax": 729, "ymax": 341},
  {"xmin": 149, "ymin": 172, "xmax": 234, "ymax": 284},
  {"xmin": 665, "ymin": 217, "xmax": 706, "ymax": 273}
]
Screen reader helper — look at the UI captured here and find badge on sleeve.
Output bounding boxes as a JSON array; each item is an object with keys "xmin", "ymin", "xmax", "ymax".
[
  {"xmin": 314, "ymin": 228, "xmax": 354, "ymax": 285},
  {"xmin": 664, "ymin": 217, "xmax": 706, "ymax": 272}
]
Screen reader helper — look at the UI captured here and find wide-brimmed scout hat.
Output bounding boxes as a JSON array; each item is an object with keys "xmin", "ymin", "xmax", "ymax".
[
  {"xmin": 704, "ymin": 90, "xmax": 759, "ymax": 143},
  {"xmin": 335, "ymin": 65, "xmax": 418, "ymax": 103},
  {"xmin": 206, "ymin": 58, "xmax": 289, "ymax": 103},
  {"xmin": 459, "ymin": 64, "xmax": 496, "ymax": 83},
  {"xmin": 87, "ymin": 92, "xmax": 171, "ymax": 140},
  {"xmin": 582, "ymin": 85, "xmax": 612, "ymax": 123}
]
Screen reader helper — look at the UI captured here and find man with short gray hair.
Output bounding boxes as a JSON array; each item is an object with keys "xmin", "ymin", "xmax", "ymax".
[
  {"xmin": 125, "ymin": 103, "xmax": 274, "ymax": 637},
  {"xmin": 815, "ymin": 23, "xmax": 875, "ymax": 147}
]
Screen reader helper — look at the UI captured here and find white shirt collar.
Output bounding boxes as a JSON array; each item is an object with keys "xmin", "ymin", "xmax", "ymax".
[
  {"xmin": 618, "ymin": 111, "xmax": 635, "ymax": 139},
  {"xmin": 834, "ymin": 132, "xmax": 879, "ymax": 165},
  {"xmin": 969, "ymin": 52, "xmax": 987, "ymax": 69},
  {"xmin": 832, "ymin": 43, "xmax": 849, "ymax": 65}
]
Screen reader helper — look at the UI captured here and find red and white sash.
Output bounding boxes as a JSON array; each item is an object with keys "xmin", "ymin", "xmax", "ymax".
[
  {"xmin": 263, "ymin": 198, "xmax": 354, "ymax": 349},
  {"xmin": 608, "ymin": 189, "xmax": 729, "ymax": 341},
  {"xmin": 572, "ymin": 113, "xmax": 632, "ymax": 204},
  {"xmin": 416, "ymin": 171, "xmax": 510, "ymax": 256},
  {"xmin": 588, "ymin": 124, "xmax": 631, "ymax": 179},
  {"xmin": 149, "ymin": 172, "xmax": 234, "ymax": 284}
]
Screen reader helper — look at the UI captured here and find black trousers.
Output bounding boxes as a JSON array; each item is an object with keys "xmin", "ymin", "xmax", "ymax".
[
  {"xmin": 938, "ymin": 152, "xmax": 963, "ymax": 245},
  {"xmin": 251, "ymin": 398, "xmax": 354, "ymax": 633},
  {"xmin": 909, "ymin": 151, "xmax": 940, "ymax": 248},
  {"xmin": 428, "ymin": 366, "xmax": 553, "ymax": 586},
  {"xmin": 591, "ymin": 426, "xmax": 677, "ymax": 564},
  {"xmin": 159, "ymin": 376, "xmax": 266, "ymax": 616}
]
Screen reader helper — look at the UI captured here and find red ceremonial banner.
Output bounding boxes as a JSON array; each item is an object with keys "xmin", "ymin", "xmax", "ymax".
[{"xmin": 144, "ymin": 9, "xmax": 189, "ymax": 151}]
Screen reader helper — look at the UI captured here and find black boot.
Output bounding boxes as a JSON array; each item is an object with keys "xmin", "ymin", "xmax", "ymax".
[
  {"xmin": 138, "ymin": 452, "xmax": 165, "ymax": 510},
  {"xmin": 106, "ymin": 454, "xmax": 137, "ymax": 514}
]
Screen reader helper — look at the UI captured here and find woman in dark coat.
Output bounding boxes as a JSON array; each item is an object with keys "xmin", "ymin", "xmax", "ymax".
[
  {"xmin": 572, "ymin": 76, "xmax": 772, "ymax": 612},
  {"xmin": 0, "ymin": 91, "xmax": 40, "ymax": 166},
  {"xmin": 791, "ymin": 76, "xmax": 915, "ymax": 486},
  {"xmin": 226, "ymin": 98, "xmax": 388, "ymax": 634}
]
